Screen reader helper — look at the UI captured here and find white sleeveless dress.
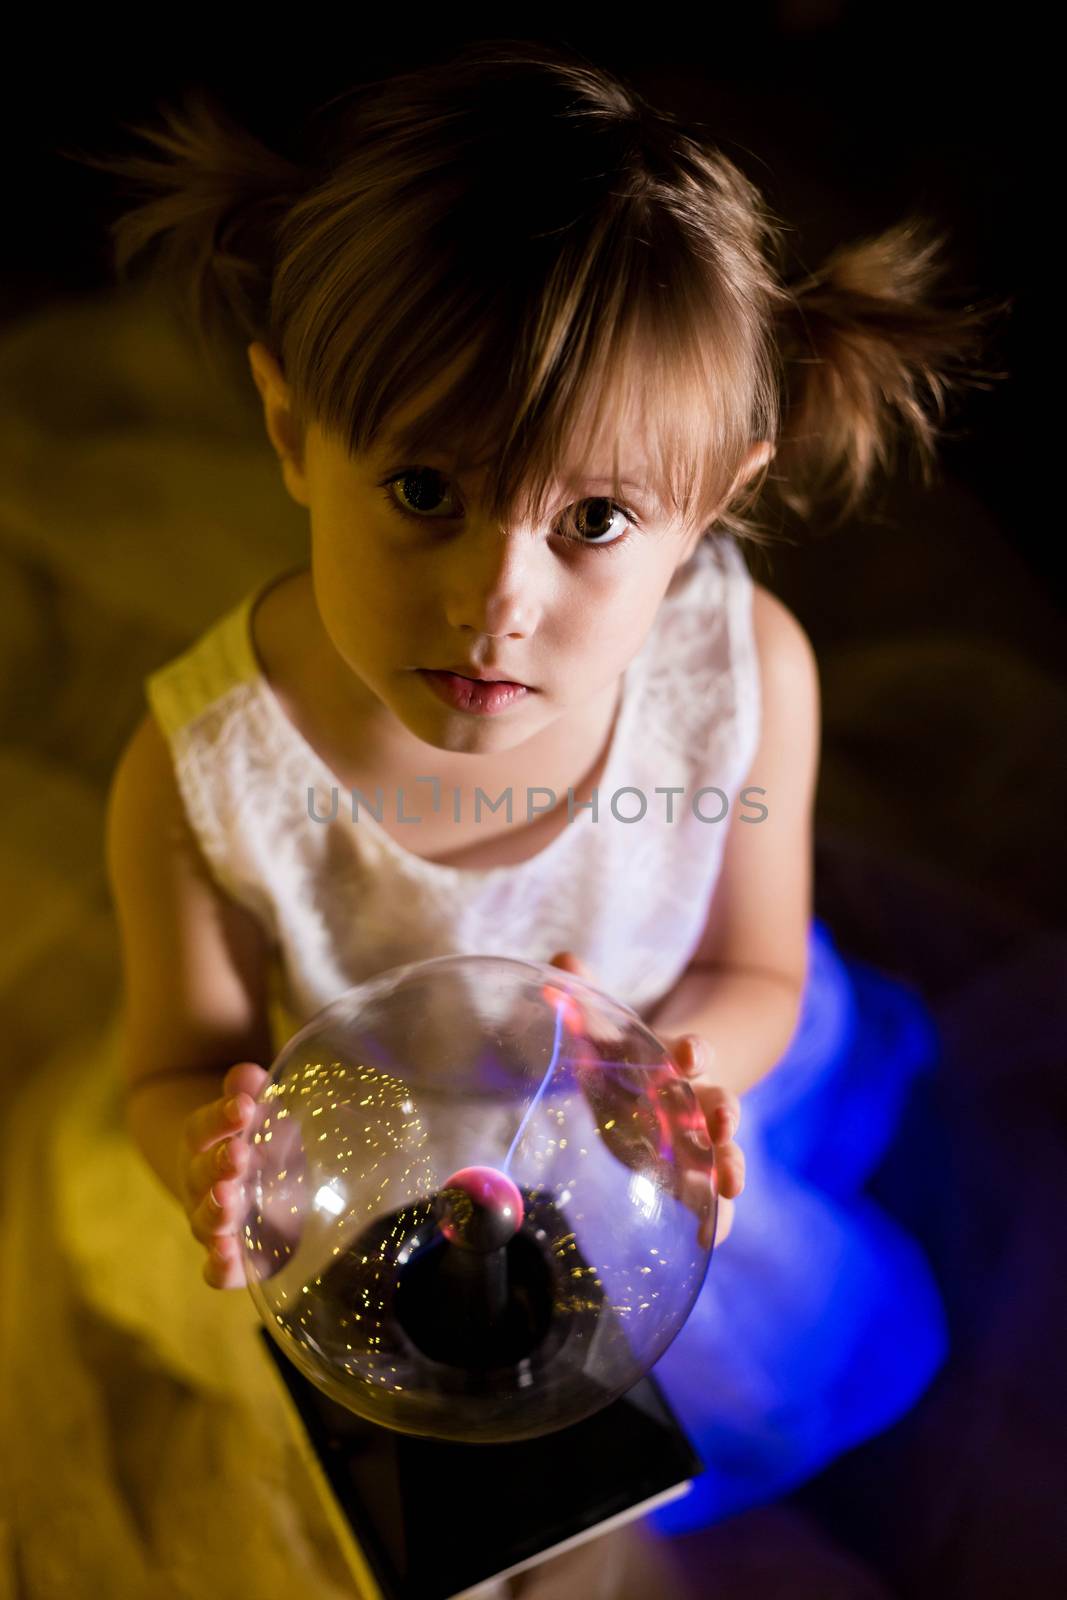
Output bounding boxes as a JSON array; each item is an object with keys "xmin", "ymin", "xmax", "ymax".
[{"xmin": 0, "ymin": 533, "xmax": 947, "ymax": 1596}]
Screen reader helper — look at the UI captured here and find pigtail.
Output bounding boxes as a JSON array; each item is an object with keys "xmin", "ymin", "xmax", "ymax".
[
  {"xmin": 57, "ymin": 89, "xmax": 306, "ymax": 377},
  {"xmin": 769, "ymin": 218, "xmax": 1009, "ymax": 527}
]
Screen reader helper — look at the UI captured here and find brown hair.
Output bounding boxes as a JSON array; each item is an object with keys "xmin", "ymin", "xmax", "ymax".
[{"xmin": 63, "ymin": 39, "xmax": 1006, "ymax": 542}]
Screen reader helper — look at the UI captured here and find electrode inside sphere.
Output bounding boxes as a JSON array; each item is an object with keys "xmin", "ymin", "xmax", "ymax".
[
  {"xmin": 239, "ymin": 952, "xmax": 718, "ymax": 1443},
  {"xmin": 436, "ymin": 1165, "xmax": 525, "ymax": 1251}
]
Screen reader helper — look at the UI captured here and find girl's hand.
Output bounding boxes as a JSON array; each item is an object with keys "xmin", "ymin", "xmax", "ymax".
[
  {"xmin": 665, "ymin": 1029, "xmax": 745, "ymax": 1248},
  {"xmin": 178, "ymin": 1061, "xmax": 269, "ymax": 1290},
  {"xmin": 546, "ymin": 952, "xmax": 744, "ymax": 1248}
]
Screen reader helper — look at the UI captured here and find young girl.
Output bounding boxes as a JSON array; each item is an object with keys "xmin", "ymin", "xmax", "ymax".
[{"xmin": 3, "ymin": 39, "xmax": 995, "ymax": 1599}]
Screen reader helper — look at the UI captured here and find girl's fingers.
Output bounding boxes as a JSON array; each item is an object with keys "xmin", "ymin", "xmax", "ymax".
[
  {"xmin": 697, "ymin": 1193, "xmax": 735, "ymax": 1249},
  {"xmin": 714, "ymin": 1139, "xmax": 746, "ymax": 1198},
  {"xmin": 187, "ymin": 1125, "xmax": 251, "ymax": 1204},
  {"xmin": 710, "ymin": 1098, "xmax": 741, "ymax": 1143},
  {"xmin": 546, "ymin": 950, "xmax": 602, "ymax": 1042},
  {"xmin": 678, "ymin": 1140, "xmax": 744, "ymax": 1233},
  {"xmin": 673, "ymin": 1032, "xmax": 718, "ymax": 1081},
  {"xmin": 188, "ymin": 1176, "xmax": 243, "ymax": 1246},
  {"xmin": 680, "ymin": 1167, "xmax": 714, "ymax": 1219},
  {"xmin": 222, "ymin": 1061, "xmax": 270, "ymax": 1101},
  {"xmin": 183, "ymin": 1090, "xmax": 252, "ymax": 1156},
  {"xmin": 202, "ymin": 1231, "xmax": 247, "ymax": 1291},
  {"xmin": 685, "ymin": 1082, "xmax": 740, "ymax": 1144},
  {"xmin": 714, "ymin": 1195, "xmax": 735, "ymax": 1246},
  {"xmin": 683, "ymin": 1175, "xmax": 734, "ymax": 1250},
  {"xmin": 670, "ymin": 1039, "xmax": 741, "ymax": 1131},
  {"xmin": 175, "ymin": 1063, "xmax": 263, "ymax": 1290},
  {"xmin": 548, "ymin": 950, "xmax": 589, "ymax": 977}
]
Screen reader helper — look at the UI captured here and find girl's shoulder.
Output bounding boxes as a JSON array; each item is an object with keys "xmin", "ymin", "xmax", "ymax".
[
  {"xmin": 638, "ymin": 536, "xmax": 816, "ymax": 781},
  {"xmin": 745, "ymin": 579, "xmax": 821, "ymax": 822},
  {"xmin": 694, "ymin": 534, "xmax": 817, "ymax": 705},
  {"xmin": 144, "ymin": 604, "xmax": 255, "ymax": 744},
  {"xmin": 749, "ymin": 580, "xmax": 819, "ymax": 717},
  {"xmin": 142, "ymin": 576, "xmax": 280, "ymax": 744},
  {"xmin": 130, "ymin": 576, "xmax": 289, "ymax": 930}
]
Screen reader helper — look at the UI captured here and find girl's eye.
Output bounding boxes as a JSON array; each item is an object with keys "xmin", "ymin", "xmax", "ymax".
[
  {"xmin": 557, "ymin": 496, "xmax": 635, "ymax": 552},
  {"xmin": 378, "ymin": 468, "xmax": 637, "ymax": 555},
  {"xmin": 382, "ymin": 467, "xmax": 461, "ymax": 520}
]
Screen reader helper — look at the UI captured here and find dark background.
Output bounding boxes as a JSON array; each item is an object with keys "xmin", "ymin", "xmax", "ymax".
[{"xmin": 4, "ymin": 7, "xmax": 1063, "ymax": 1597}]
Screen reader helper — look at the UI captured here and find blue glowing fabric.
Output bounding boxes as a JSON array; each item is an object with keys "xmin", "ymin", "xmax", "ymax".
[{"xmin": 647, "ymin": 916, "xmax": 948, "ymax": 1533}]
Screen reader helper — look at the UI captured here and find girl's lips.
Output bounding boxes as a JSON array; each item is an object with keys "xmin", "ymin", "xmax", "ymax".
[
  {"xmin": 417, "ymin": 669, "xmax": 531, "ymax": 715},
  {"xmin": 436, "ymin": 664, "xmax": 529, "ymax": 687}
]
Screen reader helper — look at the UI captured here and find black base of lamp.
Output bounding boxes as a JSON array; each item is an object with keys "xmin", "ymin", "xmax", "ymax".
[{"xmin": 259, "ymin": 1326, "xmax": 702, "ymax": 1600}]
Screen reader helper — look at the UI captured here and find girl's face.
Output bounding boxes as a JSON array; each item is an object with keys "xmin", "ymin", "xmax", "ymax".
[{"xmin": 250, "ymin": 344, "xmax": 734, "ymax": 759}]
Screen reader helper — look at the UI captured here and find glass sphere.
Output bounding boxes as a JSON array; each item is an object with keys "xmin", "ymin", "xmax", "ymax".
[{"xmin": 240, "ymin": 954, "xmax": 720, "ymax": 1443}]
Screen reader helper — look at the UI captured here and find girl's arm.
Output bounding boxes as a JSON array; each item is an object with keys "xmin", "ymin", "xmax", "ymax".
[
  {"xmin": 106, "ymin": 711, "xmax": 276, "ymax": 1205},
  {"xmin": 644, "ymin": 581, "xmax": 820, "ymax": 1099}
]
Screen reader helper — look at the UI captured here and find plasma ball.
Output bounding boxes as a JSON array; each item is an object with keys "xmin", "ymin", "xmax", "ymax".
[{"xmin": 436, "ymin": 1165, "xmax": 525, "ymax": 1252}]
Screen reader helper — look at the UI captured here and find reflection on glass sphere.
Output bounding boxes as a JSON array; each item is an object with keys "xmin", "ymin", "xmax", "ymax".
[{"xmin": 240, "ymin": 954, "xmax": 719, "ymax": 1443}]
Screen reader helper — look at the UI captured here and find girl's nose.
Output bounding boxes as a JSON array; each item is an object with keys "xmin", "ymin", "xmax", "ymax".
[{"xmin": 442, "ymin": 524, "xmax": 542, "ymax": 639}]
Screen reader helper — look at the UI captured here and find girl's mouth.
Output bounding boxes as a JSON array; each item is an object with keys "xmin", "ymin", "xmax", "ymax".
[{"xmin": 416, "ymin": 669, "xmax": 531, "ymax": 716}]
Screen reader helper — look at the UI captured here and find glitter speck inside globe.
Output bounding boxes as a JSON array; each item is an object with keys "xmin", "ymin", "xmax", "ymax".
[{"xmin": 240, "ymin": 954, "xmax": 719, "ymax": 1443}]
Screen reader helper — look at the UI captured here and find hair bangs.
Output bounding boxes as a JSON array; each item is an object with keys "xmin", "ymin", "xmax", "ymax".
[{"xmin": 284, "ymin": 182, "xmax": 776, "ymax": 539}]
